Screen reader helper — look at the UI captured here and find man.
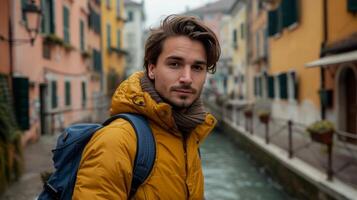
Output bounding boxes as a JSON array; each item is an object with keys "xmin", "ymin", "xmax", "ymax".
[{"xmin": 73, "ymin": 15, "xmax": 220, "ymax": 199}]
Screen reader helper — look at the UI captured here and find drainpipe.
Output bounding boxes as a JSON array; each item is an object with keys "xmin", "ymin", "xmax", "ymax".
[{"xmin": 320, "ymin": 0, "xmax": 328, "ymax": 120}]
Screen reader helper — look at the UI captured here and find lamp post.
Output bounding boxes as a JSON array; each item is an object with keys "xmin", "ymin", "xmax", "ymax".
[
  {"xmin": 0, "ymin": 0, "xmax": 42, "ymax": 45},
  {"xmin": 23, "ymin": 0, "xmax": 42, "ymax": 45}
]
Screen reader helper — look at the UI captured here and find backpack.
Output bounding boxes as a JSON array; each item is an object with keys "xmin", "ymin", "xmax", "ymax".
[{"xmin": 38, "ymin": 113, "xmax": 156, "ymax": 200}]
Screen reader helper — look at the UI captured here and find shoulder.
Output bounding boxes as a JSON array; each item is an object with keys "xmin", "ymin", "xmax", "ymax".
[{"xmin": 82, "ymin": 118, "xmax": 138, "ymax": 162}]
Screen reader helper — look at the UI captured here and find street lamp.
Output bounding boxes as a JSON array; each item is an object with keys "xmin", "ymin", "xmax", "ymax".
[
  {"xmin": 0, "ymin": 0, "xmax": 42, "ymax": 45},
  {"xmin": 23, "ymin": 0, "xmax": 42, "ymax": 45}
]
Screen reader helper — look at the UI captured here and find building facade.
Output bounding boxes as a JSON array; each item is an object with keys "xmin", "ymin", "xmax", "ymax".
[
  {"xmin": 123, "ymin": 0, "xmax": 145, "ymax": 77},
  {"xmin": 101, "ymin": 0, "xmax": 126, "ymax": 96},
  {"xmin": 8, "ymin": 0, "xmax": 104, "ymax": 143}
]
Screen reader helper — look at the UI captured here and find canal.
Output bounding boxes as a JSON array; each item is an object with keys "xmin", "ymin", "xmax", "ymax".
[{"xmin": 201, "ymin": 130, "xmax": 293, "ymax": 200}]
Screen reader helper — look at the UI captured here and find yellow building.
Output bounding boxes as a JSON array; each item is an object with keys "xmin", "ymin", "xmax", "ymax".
[
  {"xmin": 266, "ymin": 0, "xmax": 323, "ymax": 124},
  {"xmin": 306, "ymin": 0, "xmax": 357, "ymax": 136},
  {"xmin": 101, "ymin": 0, "xmax": 126, "ymax": 96},
  {"xmin": 230, "ymin": 0, "xmax": 248, "ymax": 99}
]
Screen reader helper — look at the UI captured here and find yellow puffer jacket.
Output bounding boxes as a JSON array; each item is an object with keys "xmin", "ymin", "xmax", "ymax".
[{"xmin": 73, "ymin": 71, "xmax": 216, "ymax": 199}]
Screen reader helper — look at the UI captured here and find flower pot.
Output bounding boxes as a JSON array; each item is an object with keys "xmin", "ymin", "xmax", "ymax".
[
  {"xmin": 259, "ymin": 115, "xmax": 270, "ymax": 124},
  {"xmin": 244, "ymin": 110, "xmax": 253, "ymax": 118},
  {"xmin": 309, "ymin": 130, "xmax": 334, "ymax": 145}
]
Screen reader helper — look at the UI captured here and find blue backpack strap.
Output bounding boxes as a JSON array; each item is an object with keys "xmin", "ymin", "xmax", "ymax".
[{"xmin": 103, "ymin": 113, "xmax": 156, "ymax": 197}]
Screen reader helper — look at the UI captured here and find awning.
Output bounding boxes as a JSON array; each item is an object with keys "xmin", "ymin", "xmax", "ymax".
[{"xmin": 305, "ymin": 50, "xmax": 357, "ymax": 68}]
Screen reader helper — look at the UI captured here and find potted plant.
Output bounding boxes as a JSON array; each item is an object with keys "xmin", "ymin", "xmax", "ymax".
[
  {"xmin": 306, "ymin": 120, "xmax": 334, "ymax": 145},
  {"xmin": 244, "ymin": 106, "xmax": 253, "ymax": 118},
  {"xmin": 258, "ymin": 110, "xmax": 270, "ymax": 124},
  {"xmin": 81, "ymin": 50, "xmax": 92, "ymax": 59},
  {"xmin": 43, "ymin": 34, "xmax": 64, "ymax": 46}
]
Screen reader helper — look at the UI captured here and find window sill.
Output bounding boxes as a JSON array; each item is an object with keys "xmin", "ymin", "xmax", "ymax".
[{"xmin": 287, "ymin": 22, "xmax": 299, "ymax": 32}]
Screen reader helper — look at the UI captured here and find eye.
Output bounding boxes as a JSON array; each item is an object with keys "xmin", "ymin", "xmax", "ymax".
[
  {"xmin": 192, "ymin": 65, "xmax": 205, "ymax": 72},
  {"xmin": 168, "ymin": 62, "xmax": 180, "ymax": 68}
]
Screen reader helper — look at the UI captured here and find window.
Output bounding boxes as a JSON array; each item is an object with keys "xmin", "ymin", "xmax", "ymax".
[
  {"xmin": 65, "ymin": 81, "xmax": 71, "ymax": 106},
  {"xmin": 127, "ymin": 11, "xmax": 133, "ymax": 22},
  {"xmin": 12, "ymin": 77, "xmax": 30, "ymax": 130},
  {"xmin": 117, "ymin": 29, "xmax": 121, "ymax": 48},
  {"xmin": 107, "ymin": 24, "xmax": 111, "ymax": 48},
  {"xmin": 81, "ymin": 81, "xmax": 87, "ymax": 108},
  {"xmin": 93, "ymin": 49, "xmax": 102, "ymax": 73},
  {"xmin": 268, "ymin": 0, "xmax": 299, "ymax": 36},
  {"xmin": 278, "ymin": 73, "xmax": 288, "ymax": 99},
  {"xmin": 41, "ymin": 0, "xmax": 55, "ymax": 34},
  {"xmin": 51, "ymin": 80, "xmax": 57, "ymax": 109},
  {"xmin": 89, "ymin": 7, "xmax": 101, "ymax": 34},
  {"xmin": 233, "ymin": 29, "xmax": 238, "ymax": 49},
  {"xmin": 268, "ymin": 76, "xmax": 275, "ymax": 98},
  {"xmin": 282, "ymin": 0, "xmax": 299, "ymax": 27},
  {"xmin": 348, "ymin": 0, "xmax": 357, "ymax": 13},
  {"xmin": 63, "ymin": 6, "xmax": 70, "ymax": 44},
  {"xmin": 288, "ymin": 71, "xmax": 298, "ymax": 100},
  {"xmin": 240, "ymin": 23, "xmax": 245, "ymax": 39},
  {"xmin": 80, "ymin": 20, "xmax": 85, "ymax": 52}
]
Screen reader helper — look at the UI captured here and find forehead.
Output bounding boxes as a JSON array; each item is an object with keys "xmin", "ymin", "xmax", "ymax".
[{"xmin": 159, "ymin": 36, "xmax": 207, "ymax": 62}]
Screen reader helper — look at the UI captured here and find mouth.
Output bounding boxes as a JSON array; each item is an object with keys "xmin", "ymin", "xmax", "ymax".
[{"xmin": 173, "ymin": 89, "xmax": 194, "ymax": 94}]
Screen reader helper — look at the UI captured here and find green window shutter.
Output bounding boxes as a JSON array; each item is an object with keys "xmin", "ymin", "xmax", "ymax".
[
  {"xmin": 254, "ymin": 77, "xmax": 258, "ymax": 96},
  {"xmin": 282, "ymin": 0, "xmax": 299, "ymax": 27},
  {"xmin": 93, "ymin": 49, "xmax": 102, "ymax": 73},
  {"xmin": 258, "ymin": 77, "xmax": 262, "ymax": 97},
  {"xmin": 240, "ymin": 23, "xmax": 244, "ymax": 39},
  {"xmin": 291, "ymin": 72, "xmax": 298, "ymax": 100},
  {"xmin": 50, "ymin": 0, "xmax": 56, "ymax": 33},
  {"xmin": 51, "ymin": 80, "xmax": 57, "ymax": 109},
  {"xmin": 233, "ymin": 29, "xmax": 237, "ymax": 43},
  {"xmin": 107, "ymin": 24, "xmax": 111, "ymax": 48},
  {"xmin": 12, "ymin": 77, "xmax": 30, "ymax": 130},
  {"xmin": 268, "ymin": 10, "xmax": 278, "ymax": 36},
  {"xmin": 63, "ymin": 6, "xmax": 70, "ymax": 44},
  {"xmin": 65, "ymin": 81, "xmax": 71, "ymax": 106},
  {"xmin": 81, "ymin": 82, "xmax": 87, "ymax": 107},
  {"xmin": 117, "ymin": 29, "xmax": 121, "ymax": 48},
  {"xmin": 80, "ymin": 20, "xmax": 85, "ymax": 51},
  {"xmin": 348, "ymin": 0, "xmax": 357, "ymax": 12},
  {"xmin": 41, "ymin": 0, "xmax": 46, "ymax": 33},
  {"xmin": 278, "ymin": 73, "xmax": 288, "ymax": 99},
  {"xmin": 268, "ymin": 76, "xmax": 275, "ymax": 98}
]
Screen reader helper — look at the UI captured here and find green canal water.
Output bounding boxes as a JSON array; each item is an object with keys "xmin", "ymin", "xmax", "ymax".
[{"xmin": 201, "ymin": 130, "xmax": 293, "ymax": 200}]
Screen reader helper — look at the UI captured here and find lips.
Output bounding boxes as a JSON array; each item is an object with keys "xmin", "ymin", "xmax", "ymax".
[{"xmin": 173, "ymin": 89, "xmax": 193, "ymax": 94}]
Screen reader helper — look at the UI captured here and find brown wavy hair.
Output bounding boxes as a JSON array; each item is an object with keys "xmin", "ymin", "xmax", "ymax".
[{"xmin": 144, "ymin": 15, "xmax": 221, "ymax": 74}]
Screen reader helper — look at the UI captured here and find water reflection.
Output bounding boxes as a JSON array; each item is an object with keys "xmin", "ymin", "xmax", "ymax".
[{"xmin": 201, "ymin": 130, "xmax": 292, "ymax": 200}]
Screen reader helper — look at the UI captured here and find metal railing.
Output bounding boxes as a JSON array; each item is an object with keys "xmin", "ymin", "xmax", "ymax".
[{"xmin": 207, "ymin": 100, "xmax": 357, "ymax": 185}]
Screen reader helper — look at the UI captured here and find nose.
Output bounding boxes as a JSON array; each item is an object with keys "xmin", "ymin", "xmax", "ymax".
[{"xmin": 179, "ymin": 65, "xmax": 193, "ymax": 85}]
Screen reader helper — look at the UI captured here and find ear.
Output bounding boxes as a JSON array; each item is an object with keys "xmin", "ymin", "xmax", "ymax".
[{"xmin": 148, "ymin": 64, "xmax": 155, "ymax": 80}]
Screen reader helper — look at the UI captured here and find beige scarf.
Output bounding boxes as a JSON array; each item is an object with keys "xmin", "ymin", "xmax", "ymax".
[{"xmin": 140, "ymin": 75, "xmax": 206, "ymax": 134}]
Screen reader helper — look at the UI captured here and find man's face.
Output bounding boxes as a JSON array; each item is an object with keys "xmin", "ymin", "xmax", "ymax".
[{"xmin": 148, "ymin": 36, "xmax": 207, "ymax": 109}]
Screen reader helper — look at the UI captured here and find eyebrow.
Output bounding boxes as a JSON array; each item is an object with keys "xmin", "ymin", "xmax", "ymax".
[{"xmin": 166, "ymin": 56, "xmax": 207, "ymax": 65}]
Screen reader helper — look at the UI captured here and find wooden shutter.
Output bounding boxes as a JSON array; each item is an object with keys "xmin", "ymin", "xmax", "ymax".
[
  {"xmin": 12, "ymin": 77, "xmax": 30, "ymax": 130},
  {"xmin": 282, "ymin": 0, "xmax": 299, "ymax": 27},
  {"xmin": 107, "ymin": 24, "xmax": 111, "ymax": 48},
  {"xmin": 268, "ymin": 10, "xmax": 278, "ymax": 36},
  {"xmin": 65, "ymin": 81, "xmax": 71, "ymax": 106},
  {"xmin": 63, "ymin": 6, "xmax": 70, "ymax": 43},
  {"xmin": 268, "ymin": 76, "xmax": 275, "ymax": 98},
  {"xmin": 117, "ymin": 29, "xmax": 121, "ymax": 48},
  {"xmin": 21, "ymin": 0, "xmax": 27, "ymax": 21},
  {"xmin": 51, "ymin": 81, "xmax": 57, "ymax": 109},
  {"xmin": 278, "ymin": 73, "xmax": 288, "ymax": 99},
  {"xmin": 80, "ymin": 20, "xmax": 85, "ymax": 51},
  {"xmin": 348, "ymin": 0, "xmax": 357, "ymax": 12},
  {"xmin": 81, "ymin": 82, "xmax": 87, "ymax": 108}
]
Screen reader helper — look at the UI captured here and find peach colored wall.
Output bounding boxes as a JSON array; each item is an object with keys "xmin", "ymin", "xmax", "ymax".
[
  {"xmin": 12, "ymin": 0, "xmax": 101, "ymax": 143},
  {"xmin": 269, "ymin": 0, "xmax": 323, "ymax": 107},
  {"xmin": 327, "ymin": 0, "xmax": 357, "ymax": 45},
  {"xmin": 0, "ymin": 0, "xmax": 10, "ymax": 75}
]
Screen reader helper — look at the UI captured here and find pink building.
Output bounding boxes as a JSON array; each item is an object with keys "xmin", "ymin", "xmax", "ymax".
[{"xmin": 10, "ymin": 0, "xmax": 103, "ymax": 144}]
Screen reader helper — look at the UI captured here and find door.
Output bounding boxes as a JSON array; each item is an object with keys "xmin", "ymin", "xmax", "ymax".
[
  {"xmin": 39, "ymin": 83, "xmax": 47, "ymax": 135},
  {"xmin": 345, "ymin": 68, "xmax": 357, "ymax": 142}
]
